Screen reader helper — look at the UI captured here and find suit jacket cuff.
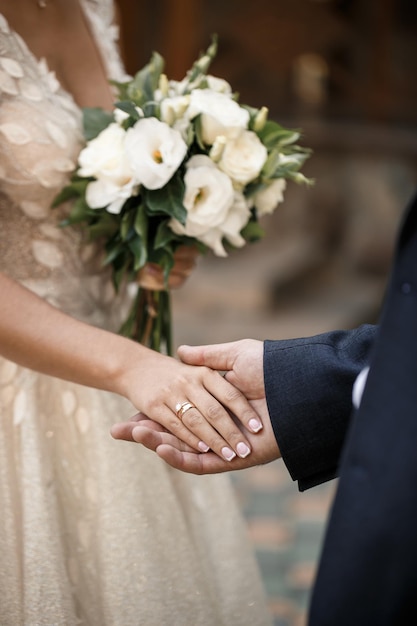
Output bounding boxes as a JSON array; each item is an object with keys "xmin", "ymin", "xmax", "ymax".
[{"xmin": 263, "ymin": 325, "xmax": 376, "ymax": 491}]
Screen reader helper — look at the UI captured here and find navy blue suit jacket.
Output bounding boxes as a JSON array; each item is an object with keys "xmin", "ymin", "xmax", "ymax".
[{"xmin": 264, "ymin": 191, "xmax": 417, "ymax": 625}]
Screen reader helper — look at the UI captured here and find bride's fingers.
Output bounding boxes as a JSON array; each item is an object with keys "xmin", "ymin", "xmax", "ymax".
[
  {"xmin": 156, "ymin": 444, "xmax": 252, "ymax": 475},
  {"xmin": 205, "ymin": 370, "xmax": 263, "ymax": 434},
  {"xmin": 164, "ymin": 370, "xmax": 264, "ymax": 461}
]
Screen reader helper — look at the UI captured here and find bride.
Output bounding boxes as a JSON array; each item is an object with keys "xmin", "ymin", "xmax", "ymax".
[{"xmin": 0, "ymin": 0, "xmax": 272, "ymax": 624}]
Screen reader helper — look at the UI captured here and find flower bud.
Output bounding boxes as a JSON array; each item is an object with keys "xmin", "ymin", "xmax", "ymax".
[
  {"xmin": 209, "ymin": 135, "xmax": 227, "ymax": 162},
  {"xmin": 253, "ymin": 106, "xmax": 268, "ymax": 132},
  {"xmin": 158, "ymin": 73, "xmax": 169, "ymax": 97}
]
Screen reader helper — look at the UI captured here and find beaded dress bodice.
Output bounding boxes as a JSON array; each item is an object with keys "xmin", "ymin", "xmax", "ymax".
[{"xmin": 0, "ymin": 0, "xmax": 129, "ymax": 328}]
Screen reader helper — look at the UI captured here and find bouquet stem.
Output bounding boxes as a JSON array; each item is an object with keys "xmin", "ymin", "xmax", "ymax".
[{"xmin": 119, "ymin": 287, "xmax": 172, "ymax": 355}]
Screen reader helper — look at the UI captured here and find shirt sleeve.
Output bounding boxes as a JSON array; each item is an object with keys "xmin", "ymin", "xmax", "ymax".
[{"xmin": 263, "ymin": 324, "xmax": 377, "ymax": 491}]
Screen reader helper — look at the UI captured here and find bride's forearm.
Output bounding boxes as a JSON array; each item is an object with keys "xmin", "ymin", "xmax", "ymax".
[
  {"xmin": 0, "ymin": 272, "xmax": 148, "ymax": 396},
  {"xmin": 0, "ymin": 272, "xmax": 264, "ymax": 461}
]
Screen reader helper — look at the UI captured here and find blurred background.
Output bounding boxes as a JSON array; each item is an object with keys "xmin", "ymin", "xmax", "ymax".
[{"xmin": 117, "ymin": 1, "xmax": 417, "ymax": 624}]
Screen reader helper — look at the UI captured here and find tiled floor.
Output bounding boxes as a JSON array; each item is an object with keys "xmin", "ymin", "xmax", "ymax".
[
  {"xmin": 171, "ymin": 215, "xmax": 385, "ymax": 625},
  {"xmin": 231, "ymin": 462, "xmax": 335, "ymax": 625}
]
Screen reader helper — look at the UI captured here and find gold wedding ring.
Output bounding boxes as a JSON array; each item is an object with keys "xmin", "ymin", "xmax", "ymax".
[{"xmin": 175, "ymin": 401, "xmax": 195, "ymax": 420}]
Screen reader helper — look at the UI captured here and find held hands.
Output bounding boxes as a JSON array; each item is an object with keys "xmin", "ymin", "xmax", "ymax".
[
  {"xmin": 121, "ymin": 347, "xmax": 264, "ymax": 462},
  {"xmin": 112, "ymin": 339, "xmax": 281, "ymax": 471},
  {"xmin": 111, "ymin": 398, "xmax": 280, "ymax": 474}
]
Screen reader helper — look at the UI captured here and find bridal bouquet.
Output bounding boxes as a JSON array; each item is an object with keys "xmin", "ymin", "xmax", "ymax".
[{"xmin": 54, "ymin": 37, "xmax": 312, "ymax": 354}]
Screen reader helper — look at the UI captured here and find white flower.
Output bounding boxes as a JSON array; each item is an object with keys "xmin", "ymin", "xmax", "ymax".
[
  {"xmin": 160, "ymin": 95, "xmax": 190, "ymax": 126},
  {"xmin": 217, "ymin": 191, "xmax": 251, "ymax": 249},
  {"xmin": 124, "ymin": 117, "xmax": 187, "ymax": 190},
  {"xmin": 187, "ymin": 89, "xmax": 249, "ymax": 145},
  {"xmin": 160, "ymin": 95, "xmax": 192, "ymax": 140},
  {"xmin": 114, "ymin": 106, "xmax": 143, "ymax": 125},
  {"xmin": 78, "ymin": 123, "xmax": 131, "ymax": 181},
  {"xmin": 218, "ymin": 130, "xmax": 267, "ymax": 186},
  {"xmin": 205, "ymin": 75, "xmax": 232, "ymax": 94},
  {"xmin": 86, "ymin": 177, "xmax": 137, "ymax": 214},
  {"xmin": 169, "ymin": 155, "xmax": 235, "ymax": 255},
  {"xmin": 169, "ymin": 155, "xmax": 250, "ymax": 256},
  {"xmin": 253, "ymin": 178, "xmax": 287, "ymax": 216},
  {"xmin": 78, "ymin": 122, "xmax": 137, "ymax": 213}
]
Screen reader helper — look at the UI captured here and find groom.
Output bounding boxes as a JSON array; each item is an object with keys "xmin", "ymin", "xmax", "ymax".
[{"xmin": 112, "ymin": 190, "xmax": 417, "ymax": 625}]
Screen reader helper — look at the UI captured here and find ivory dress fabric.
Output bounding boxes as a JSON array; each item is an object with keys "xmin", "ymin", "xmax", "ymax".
[{"xmin": 0, "ymin": 2, "xmax": 272, "ymax": 624}]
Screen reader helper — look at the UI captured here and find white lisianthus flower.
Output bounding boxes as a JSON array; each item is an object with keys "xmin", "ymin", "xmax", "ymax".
[
  {"xmin": 78, "ymin": 123, "xmax": 131, "ymax": 180},
  {"xmin": 218, "ymin": 130, "xmax": 267, "ymax": 186},
  {"xmin": 86, "ymin": 177, "xmax": 138, "ymax": 214},
  {"xmin": 160, "ymin": 95, "xmax": 190, "ymax": 126},
  {"xmin": 124, "ymin": 117, "xmax": 187, "ymax": 190},
  {"xmin": 205, "ymin": 75, "xmax": 232, "ymax": 94},
  {"xmin": 169, "ymin": 154, "xmax": 237, "ymax": 256},
  {"xmin": 217, "ymin": 190, "xmax": 251, "ymax": 249},
  {"xmin": 78, "ymin": 122, "xmax": 137, "ymax": 213},
  {"xmin": 253, "ymin": 178, "xmax": 287, "ymax": 216},
  {"xmin": 166, "ymin": 79, "xmax": 184, "ymax": 96},
  {"xmin": 188, "ymin": 89, "xmax": 249, "ymax": 145}
]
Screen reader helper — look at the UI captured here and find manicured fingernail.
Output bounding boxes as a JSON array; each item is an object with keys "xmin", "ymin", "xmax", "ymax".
[
  {"xmin": 236, "ymin": 442, "xmax": 251, "ymax": 458},
  {"xmin": 222, "ymin": 446, "xmax": 236, "ymax": 461},
  {"xmin": 198, "ymin": 441, "xmax": 210, "ymax": 452},
  {"xmin": 249, "ymin": 418, "xmax": 263, "ymax": 433}
]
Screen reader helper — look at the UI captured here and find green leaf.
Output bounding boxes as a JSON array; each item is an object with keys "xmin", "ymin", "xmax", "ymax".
[
  {"xmin": 149, "ymin": 248, "xmax": 175, "ymax": 284},
  {"xmin": 120, "ymin": 210, "xmax": 134, "ymax": 240},
  {"xmin": 114, "ymin": 101, "xmax": 141, "ymax": 120},
  {"xmin": 127, "ymin": 51, "xmax": 165, "ymax": 104},
  {"xmin": 83, "ymin": 107, "xmax": 114, "ymax": 141},
  {"xmin": 154, "ymin": 220, "xmax": 178, "ymax": 249},
  {"xmin": 104, "ymin": 240, "xmax": 125, "ymax": 266},
  {"xmin": 257, "ymin": 121, "xmax": 300, "ymax": 150},
  {"xmin": 241, "ymin": 220, "xmax": 265, "ymax": 242},
  {"xmin": 145, "ymin": 176, "xmax": 187, "ymax": 224},
  {"xmin": 185, "ymin": 35, "xmax": 218, "ymax": 86},
  {"xmin": 134, "ymin": 204, "xmax": 148, "ymax": 240},
  {"xmin": 128, "ymin": 235, "xmax": 148, "ymax": 270},
  {"xmin": 113, "ymin": 258, "xmax": 131, "ymax": 291},
  {"xmin": 64, "ymin": 197, "xmax": 96, "ymax": 225},
  {"xmin": 88, "ymin": 215, "xmax": 118, "ymax": 239},
  {"xmin": 52, "ymin": 184, "xmax": 79, "ymax": 208}
]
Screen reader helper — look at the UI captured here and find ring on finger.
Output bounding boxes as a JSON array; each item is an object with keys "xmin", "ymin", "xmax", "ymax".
[{"xmin": 175, "ymin": 401, "xmax": 195, "ymax": 421}]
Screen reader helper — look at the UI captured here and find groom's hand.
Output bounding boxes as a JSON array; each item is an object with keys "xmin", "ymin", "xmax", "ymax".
[
  {"xmin": 177, "ymin": 339, "xmax": 265, "ymax": 400},
  {"xmin": 111, "ymin": 399, "xmax": 280, "ymax": 475}
]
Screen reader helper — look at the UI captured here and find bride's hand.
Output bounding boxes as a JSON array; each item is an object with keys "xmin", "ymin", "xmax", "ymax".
[
  {"xmin": 137, "ymin": 245, "xmax": 199, "ymax": 290},
  {"xmin": 111, "ymin": 399, "xmax": 280, "ymax": 472},
  {"xmin": 118, "ymin": 348, "xmax": 264, "ymax": 462}
]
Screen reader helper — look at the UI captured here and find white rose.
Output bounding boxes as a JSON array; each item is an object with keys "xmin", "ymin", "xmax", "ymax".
[
  {"xmin": 78, "ymin": 123, "xmax": 132, "ymax": 183},
  {"xmin": 253, "ymin": 178, "xmax": 287, "ymax": 216},
  {"xmin": 219, "ymin": 130, "xmax": 267, "ymax": 186},
  {"xmin": 188, "ymin": 89, "xmax": 249, "ymax": 145},
  {"xmin": 124, "ymin": 117, "xmax": 187, "ymax": 190},
  {"xmin": 169, "ymin": 155, "xmax": 235, "ymax": 256},
  {"xmin": 86, "ymin": 177, "xmax": 138, "ymax": 214}
]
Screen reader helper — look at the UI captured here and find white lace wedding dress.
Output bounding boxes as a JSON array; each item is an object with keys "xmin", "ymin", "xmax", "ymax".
[{"xmin": 0, "ymin": 1, "xmax": 272, "ymax": 624}]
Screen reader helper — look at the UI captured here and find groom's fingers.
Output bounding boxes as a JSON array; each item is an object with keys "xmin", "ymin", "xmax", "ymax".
[
  {"xmin": 110, "ymin": 413, "xmax": 166, "ymax": 442},
  {"xmin": 132, "ymin": 425, "xmax": 195, "ymax": 453},
  {"xmin": 177, "ymin": 342, "xmax": 237, "ymax": 371}
]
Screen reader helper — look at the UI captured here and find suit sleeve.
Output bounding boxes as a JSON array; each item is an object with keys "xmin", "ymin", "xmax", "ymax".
[{"xmin": 264, "ymin": 324, "xmax": 377, "ymax": 491}]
